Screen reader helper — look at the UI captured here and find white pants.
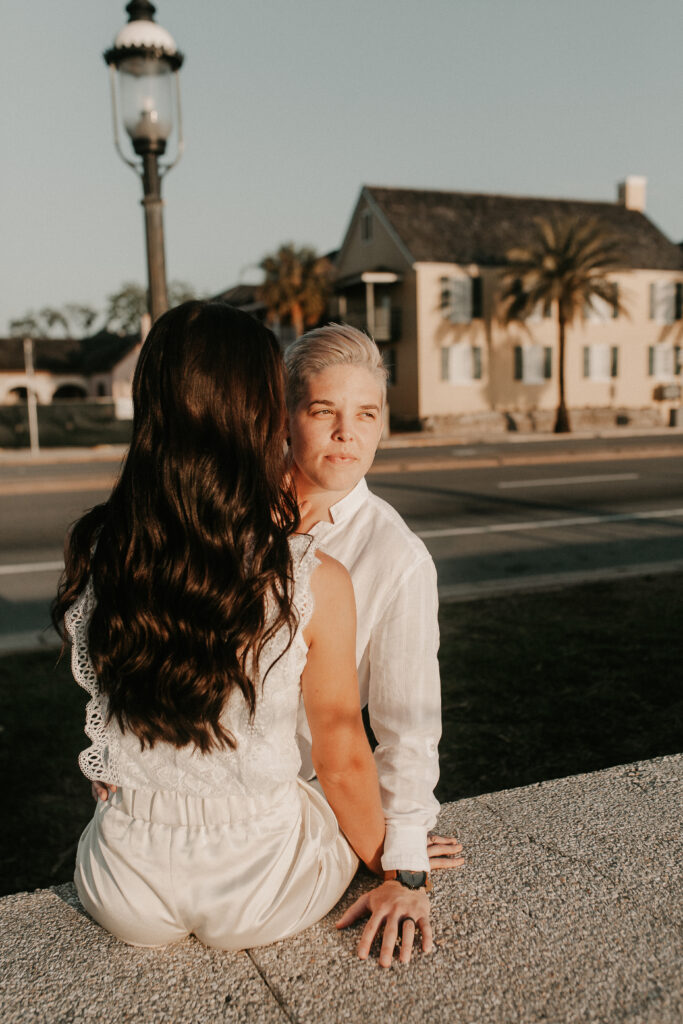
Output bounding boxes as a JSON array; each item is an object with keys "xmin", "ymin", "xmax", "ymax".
[{"xmin": 74, "ymin": 778, "xmax": 358, "ymax": 949}]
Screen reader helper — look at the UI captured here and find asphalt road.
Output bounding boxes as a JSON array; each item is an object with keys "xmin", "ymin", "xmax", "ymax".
[{"xmin": 2, "ymin": 434, "xmax": 683, "ymax": 643}]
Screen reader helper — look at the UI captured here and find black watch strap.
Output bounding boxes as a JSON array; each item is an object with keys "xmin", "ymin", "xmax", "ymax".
[{"xmin": 385, "ymin": 869, "xmax": 432, "ymax": 891}]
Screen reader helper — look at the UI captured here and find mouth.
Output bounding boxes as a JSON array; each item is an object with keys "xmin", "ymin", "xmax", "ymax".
[{"xmin": 324, "ymin": 454, "xmax": 357, "ymax": 464}]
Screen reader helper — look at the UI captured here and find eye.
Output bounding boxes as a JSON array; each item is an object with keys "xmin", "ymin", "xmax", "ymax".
[
  {"xmin": 360, "ymin": 411, "xmax": 377, "ymax": 419},
  {"xmin": 311, "ymin": 408, "xmax": 332, "ymax": 416}
]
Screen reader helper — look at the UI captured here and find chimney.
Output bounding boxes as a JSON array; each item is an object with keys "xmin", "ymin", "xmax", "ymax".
[{"xmin": 618, "ymin": 175, "xmax": 646, "ymax": 212}]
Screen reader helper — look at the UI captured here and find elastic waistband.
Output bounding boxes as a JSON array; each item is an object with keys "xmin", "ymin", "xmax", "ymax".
[{"xmin": 109, "ymin": 781, "xmax": 299, "ymax": 827}]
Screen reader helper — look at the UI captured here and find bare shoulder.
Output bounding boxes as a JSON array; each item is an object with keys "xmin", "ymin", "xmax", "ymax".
[
  {"xmin": 305, "ymin": 551, "xmax": 356, "ymax": 646},
  {"xmin": 311, "ymin": 551, "xmax": 355, "ymax": 603}
]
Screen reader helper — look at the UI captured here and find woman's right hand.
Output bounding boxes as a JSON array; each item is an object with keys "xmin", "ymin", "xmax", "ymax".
[
  {"xmin": 336, "ymin": 881, "xmax": 432, "ymax": 967},
  {"xmin": 91, "ymin": 781, "xmax": 116, "ymax": 802}
]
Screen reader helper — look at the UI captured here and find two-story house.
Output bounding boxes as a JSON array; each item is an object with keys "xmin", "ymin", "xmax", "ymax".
[{"xmin": 332, "ymin": 178, "xmax": 683, "ymax": 431}]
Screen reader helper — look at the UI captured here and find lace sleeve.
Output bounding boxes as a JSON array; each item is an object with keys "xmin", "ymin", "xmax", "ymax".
[
  {"xmin": 64, "ymin": 580, "xmax": 122, "ymax": 784},
  {"xmin": 289, "ymin": 534, "xmax": 321, "ymax": 636}
]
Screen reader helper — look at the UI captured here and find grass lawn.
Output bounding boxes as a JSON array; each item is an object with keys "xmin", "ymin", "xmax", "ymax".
[{"xmin": 1, "ymin": 572, "xmax": 682, "ymax": 896}]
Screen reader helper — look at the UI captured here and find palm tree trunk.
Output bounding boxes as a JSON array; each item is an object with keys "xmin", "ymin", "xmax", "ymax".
[{"xmin": 554, "ymin": 308, "xmax": 571, "ymax": 433}]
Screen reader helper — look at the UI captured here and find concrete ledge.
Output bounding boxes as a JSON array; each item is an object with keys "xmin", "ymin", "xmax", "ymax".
[{"xmin": 1, "ymin": 755, "xmax": 681, "ymax": 1023}]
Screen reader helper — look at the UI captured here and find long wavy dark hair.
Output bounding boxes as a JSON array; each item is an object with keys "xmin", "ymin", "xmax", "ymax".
[{"xmin": 52, "ymin": 301, "xmax": 300, "ymax": 752}]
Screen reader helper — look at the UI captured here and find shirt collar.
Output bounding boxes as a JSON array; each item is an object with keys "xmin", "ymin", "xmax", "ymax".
[{"xmin": 310, "ymin": 477, "xmax": 369, "ymax": 535}]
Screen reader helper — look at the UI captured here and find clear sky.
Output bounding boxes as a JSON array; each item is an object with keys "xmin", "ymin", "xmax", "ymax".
[{"xmin": 2, "ymin": 0, "xmax": 682, "ymax": 332}]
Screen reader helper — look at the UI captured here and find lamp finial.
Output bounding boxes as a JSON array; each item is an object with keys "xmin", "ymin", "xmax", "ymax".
[{"xmin": 126, "ymin": 1, "xmax": 156, "ymax": 22}]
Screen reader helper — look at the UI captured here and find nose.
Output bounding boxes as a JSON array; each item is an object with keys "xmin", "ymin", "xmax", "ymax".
[{"xmin": 333, "ymin": 416, "xmax": 353, "ymax": 442}]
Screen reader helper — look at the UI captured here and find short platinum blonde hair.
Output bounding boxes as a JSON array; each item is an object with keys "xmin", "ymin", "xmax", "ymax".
[{"xmin": 284, "ymin": 322, "xmax": 388, "ymax": 412}]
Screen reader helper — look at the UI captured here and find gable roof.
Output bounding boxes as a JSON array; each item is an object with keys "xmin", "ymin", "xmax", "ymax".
[
  {"xmin": 0, "ymin": 333, "xmax": 139, "ymax": 374},
  {"xmin": 363, "ymin": 186, "xmax": 683, "ymax": 271}
]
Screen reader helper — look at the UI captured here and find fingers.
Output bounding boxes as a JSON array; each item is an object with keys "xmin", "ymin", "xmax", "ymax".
[
  {"xmin": 398, "ymin": 918, "xmax": 416, "ymax": 965},
  {"xmin": 90, "ymin": 782, "xmax": 117, "ymax": 803},
  {"xmin": 429, "ymin": 853, "xmax": 466, "ymax": 872},
  {"xmin": 427, "ymin": 835, "xmax": 463, "ymax": 853},
  {"xmin": 357, "ymin": 913, "xmax": 382, "ymax": 960},
  {"xmin": 419, "ymin": 916, "xmax": 434, "ymax": 954},
  {"xmin": 378, "ymin": 916, "xmax": 399, "ymax": 968},
  {"xmin": 428, "ymin": 834, "xmax": 465, "ymax": 872},
  {"xmin": 336, "ymin": 894, "xmax": 369, "ymax": 930}
]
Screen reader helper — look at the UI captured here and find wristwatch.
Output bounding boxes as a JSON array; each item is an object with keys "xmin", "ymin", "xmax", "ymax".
[{"xmin": 384, "ymin": 869, "xmax": 432, "ymax": 892}]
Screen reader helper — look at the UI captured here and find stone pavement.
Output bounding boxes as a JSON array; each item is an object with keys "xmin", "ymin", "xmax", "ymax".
[{"xmin": 1, "ymin": 754, "xmax": 681, "ymax": 1023}]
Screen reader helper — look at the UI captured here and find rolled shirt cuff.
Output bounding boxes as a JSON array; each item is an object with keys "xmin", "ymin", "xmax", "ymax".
[{"xmin": 380, "ymin": 824, "xmax": 430, "ymax": 873}]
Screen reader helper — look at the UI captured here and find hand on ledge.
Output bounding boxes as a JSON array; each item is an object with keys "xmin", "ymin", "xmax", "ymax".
[
  {"xmin": 428, "ymin": 833, "xmax": 465, "ymax": 871},
  {"xmin": 336, "ymin": 881, "xmax": 432, "ymax": 968}
]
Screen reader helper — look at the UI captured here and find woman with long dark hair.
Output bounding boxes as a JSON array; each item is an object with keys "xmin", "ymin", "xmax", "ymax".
[{"xmin": 53, "ymin": 301, "xmax": 385, "ymax": 949}]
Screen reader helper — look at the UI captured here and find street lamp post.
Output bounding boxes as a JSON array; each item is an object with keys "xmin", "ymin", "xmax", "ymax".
[{"xmin": 104, "ymin": 1, "xmax": 184, "ymax": 324}]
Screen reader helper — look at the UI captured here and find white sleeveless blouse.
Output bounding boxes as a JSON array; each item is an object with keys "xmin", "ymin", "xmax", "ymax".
[{"xmin": 66, "ymin": 534, "xmax": 319, "ymax": 799}]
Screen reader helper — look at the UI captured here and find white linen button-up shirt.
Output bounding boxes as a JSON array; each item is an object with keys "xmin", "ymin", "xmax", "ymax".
[{"xmin": 296, "ymin": 477, "xmax": 441, "ymax": 872}]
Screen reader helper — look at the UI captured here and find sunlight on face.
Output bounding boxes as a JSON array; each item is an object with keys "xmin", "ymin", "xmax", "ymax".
[{"xmin": 289, "ymin": 364, "xmax": 384, "ymax": 498}]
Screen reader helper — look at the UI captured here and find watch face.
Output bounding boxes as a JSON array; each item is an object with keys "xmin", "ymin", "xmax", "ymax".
[{"xmin": 396, "ymin": 870, "xmax": 427, "ymax": 889}]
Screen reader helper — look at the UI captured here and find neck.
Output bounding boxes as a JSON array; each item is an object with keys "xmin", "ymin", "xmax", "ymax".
[{"xmin": 292, "ymin": 468, "xmax": 355, "ymax": 533}]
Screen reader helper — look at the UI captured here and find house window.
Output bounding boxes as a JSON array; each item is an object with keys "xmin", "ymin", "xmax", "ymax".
[
  {"xmin": 514, "ymin": 345, "xmax": 552, "ymax": 383},
  {"xmin": 648, "ymin": 344, "xmax": 681, "ymax": 380},
  {"xmin": 96, "ymin": 383, "xmax": 107, "ymax": 397},
  {"xmin": 649, "ymin": 282, "xmax": 683, "ymax": 324},
  {"xmin": 440, "ymin": 276, "xmax": 483, "ymax": 323},
  {"xmin": 441, "ymin": 341, "xmax": 483, "ymax": 383},
  {"xmin": 585, "ymin": 284, "xmax": 619, "ymax": 322},
  {"xmin": 527, "ymin": 298, "xmax": 553, "ymax": 323},
  {"xmin": 360, "ymin": 210, "xmax": 373, "ymax": 244},
  {"xmin": 583, "ymin": 344, "xmax": 618, "ymax": 380}
]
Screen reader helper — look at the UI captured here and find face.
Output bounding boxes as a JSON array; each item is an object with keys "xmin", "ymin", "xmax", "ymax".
[{"xmin": 289, "ymin": 364, "xmax": 384, "ymax": 499}]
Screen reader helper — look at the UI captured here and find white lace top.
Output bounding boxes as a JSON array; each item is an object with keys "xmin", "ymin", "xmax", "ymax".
[{"xmin": 66, "ymin": 534, "xmax": 320, "ymax": 798}]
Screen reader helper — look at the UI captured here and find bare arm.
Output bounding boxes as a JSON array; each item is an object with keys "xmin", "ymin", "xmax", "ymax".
[{"xmin": 301, "ymin": 553, "xmax": 385, "ymax": 875}]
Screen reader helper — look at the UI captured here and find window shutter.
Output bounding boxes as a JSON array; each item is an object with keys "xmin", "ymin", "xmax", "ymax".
[
  {"xmin": 675, "ymin": 346, "xmax": 682, "ymax": 376},
  {"xmin": 471, "ymin": 277, "xmax": 483, "ymax": 319},
  {"xmin": 611, "ymin": 347, "xmax": 619, "ymax": 378},
  {"xmin": 651, "ymin": 282, "xmax": 676, "ymax": 323},
  {"xmin": 543, "ymin": 347, "xmax": 553, "ymax": 379},
  {"xmin": 449, "ymin": 278, "xmax": 473, "ymax": 323},
  {"xmin": 440, "ymin": 346, "xmax": 450, "ymax": 381},
  {"xmin": 648, "ymin": 346, "xmax": 654, "ymax": 376},
  {"xmin": 583, "ymin": 346, "xmax": 590, "ymax": 378},
  {"xmin": 440, "ymin": 277, "xmax": 452, "ymax": 314},
  {"xmin": 473, "ymin": 346, "xmax": 483, "ymax": 380},
  {"xmin": 676, "ymin": 283, "xmax": 683, "ymax": 321},
  {"xmin": 514, "ymin": 346, "xmax": 523, "ymax": 380}
]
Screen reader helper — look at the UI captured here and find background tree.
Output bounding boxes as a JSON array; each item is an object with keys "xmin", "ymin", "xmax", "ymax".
[
  {"xmin": 7, "ymin": 282, "xmax": 199, "ymax": 338},
  {"xmin": 258, "ymin": 244, "xmax": 333, "ymax": 338},
  {"xmin": 499, "ymin": 216, "xmax": 627, "ymax": 433},
  {"xmin": 105, "ymin": 281, "xmax": 198, "ymax": 333},
  {"xmin": 8, "ymin": 305, "xmax": 98, "ymax": 338}
]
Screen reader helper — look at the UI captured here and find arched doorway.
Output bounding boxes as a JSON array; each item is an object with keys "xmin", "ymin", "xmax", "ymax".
[{"xmin": 52, "ymin": 384, "xmax": 87, "ymax": 400}]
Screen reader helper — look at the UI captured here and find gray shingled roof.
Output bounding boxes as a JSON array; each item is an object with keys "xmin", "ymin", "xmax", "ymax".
[
  {"xmin": 364, "ymin": 186, "xmax": 683, "ymax": 270},
  {"xmin": 0, "ymin": 333, "xmax": 138, "ymax": 374}
]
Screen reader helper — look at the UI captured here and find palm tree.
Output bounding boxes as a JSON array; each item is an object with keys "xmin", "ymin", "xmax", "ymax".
[
  {"xmin": 258, "ymin": 244, "xmax": 333, "ymax": 339},
  {"xmin": 499, "ymin": 216, "xmax": 627, "ymax": 433}
]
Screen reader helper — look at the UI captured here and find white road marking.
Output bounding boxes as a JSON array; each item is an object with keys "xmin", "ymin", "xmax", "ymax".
[
  {"xmin": 497, "ymin": 473, "xmax": 639, "ymax": 490},
  {"xmin": 0, "ymin": 560, "xmax": 63, "ymax": 577},
  {"xmin": 417, "ymin": 507, "xmax": 683, "ymax": 539}
]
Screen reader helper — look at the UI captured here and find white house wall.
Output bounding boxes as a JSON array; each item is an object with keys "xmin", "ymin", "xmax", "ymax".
[{"xmin": 415, "ymin": 263, "xmax": 683, "ymax": 427}]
